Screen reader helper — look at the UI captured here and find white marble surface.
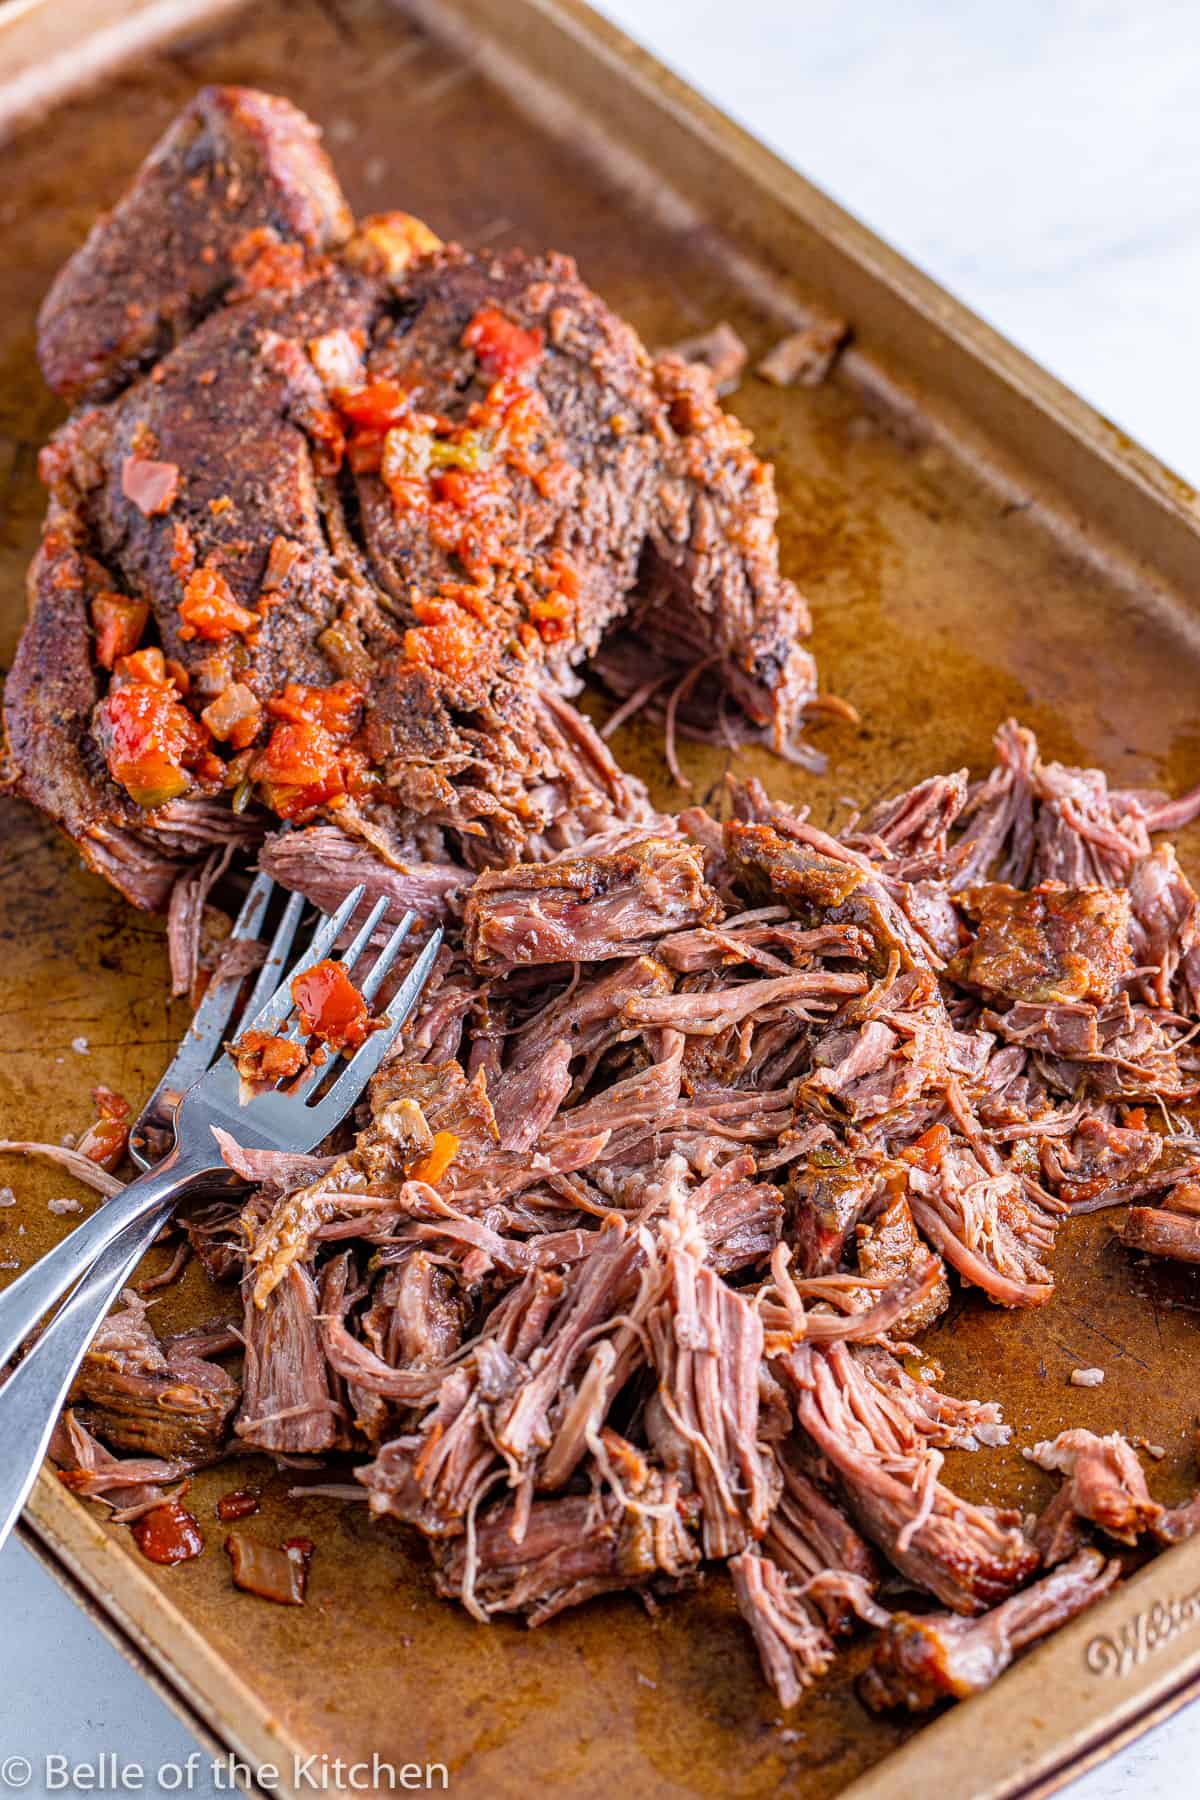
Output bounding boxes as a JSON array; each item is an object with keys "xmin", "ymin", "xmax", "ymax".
[{"xmin": 4, "ymin": 1, "xmax": 1199, "ymax": 1796}]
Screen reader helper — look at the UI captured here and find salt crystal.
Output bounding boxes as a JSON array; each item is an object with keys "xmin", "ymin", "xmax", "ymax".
[
  {"xmin": 1070, "ymin": 1367, "xmax": 1105, "ymax": 1388},
  {"xmin": 71, "ymin": 1036, "xmax": 89, "ymax": 1054},
  {"xmin": 48, "ymin": 1197, "xmax": 84, "ymax": 1216},
  {"xmin": 0, "ymin": 1187, "xmax": 14, "ymax": 1207},
  {"xmin": 0, "ymin": 1257, "xmax": 18, "ymax": 1271},
  {"xmin": 60, "ymin": 1132, "xmax": 77, "ymax": 1149}
]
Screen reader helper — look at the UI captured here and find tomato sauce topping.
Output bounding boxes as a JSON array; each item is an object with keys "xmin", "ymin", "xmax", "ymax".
[
  {"xmin": 462, "ymin": 306, "xmax": 544, "ymax": 380},
  {"xmin": 178, "ymin": 568, "xmax": 260, "ymax": 643},
  {"xmin": 291, "ymin": 959, "xmax": 371, "ymax": 1051},
  {"xmin": 230, "ymin": 1029, "xmax": 308, "ymax": 1086},
  {"xmin": 91, "ymin": 593, "xmax": 150, "ymax": 670},
  {"xmin": 99, "ymin": 651, "xmax": 220, "ymax": 808}
]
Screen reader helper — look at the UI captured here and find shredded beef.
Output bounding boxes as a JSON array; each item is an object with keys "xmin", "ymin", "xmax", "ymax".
[
  {"xmin": 1027, "ymin": 1429, "xmax": 1163, "ymax": 1561},
  {"xmin": 41, "ymin": 696, "xmax": 1200, "ymax": 1704},
  {"xmin": 860, "ymin": 1549, "xmax": 1119, "ymax": 1712}
]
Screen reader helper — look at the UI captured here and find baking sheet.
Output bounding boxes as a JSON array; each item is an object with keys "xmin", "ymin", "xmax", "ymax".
[{"xmin": 3, "ymin": 0, "xmax": 1200, "ymax": 1793}]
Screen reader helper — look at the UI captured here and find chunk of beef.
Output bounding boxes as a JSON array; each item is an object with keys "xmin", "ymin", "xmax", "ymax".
[
  {"xmin": 729, "ymin": 1551, "xmax": 837, "ymax": 1707},
  {"xmin": 860, "ymin": 1549, "xmax": 1120, "ymax": 1712},
  {"xmin": 464, "ymin": 836, "xmax": 718, "ymax": 971},
  {"xmin": 1042, "ymin": 1114, "xmax": 1196, "ymax": 1213},
  {"xmin": 950, "ymin": 882, "xmax": 1132, "ymax": 1005},
  {"xmin": 54, "ymin": 1410, "xmax": 193, "ymax": 1520},
  {"xmin": 762, "ymin": 1442, "xmax": 881, "ymax": 1634},
  {"xmin": 788, "ymin": 1150, "xmax": 875, "ymax": 1276},
  {"xmin": 618, "ymin": 352, "xmax": 818, "ymax": 755},
  {"xmin": 38, "ymin": 86, "xmax": 352, "ymax": 403},
  {"xmin": 1122, "ymin": 1206, "xmax": 1200, "ymax": 1264},
  {"xmin": 1027, "ymin": 1429, "xmax": 1162, "ymax": 1562},
  {"xmin": 904, "ymin": 1136, "xmax": 1056, "ymax": 1307},
  {"xmin": 506, "ymin": 953, "xmax": 671, "ymax": 1073},
  {"xmin": 12, "ymin": 90, "xmax": 816, "ymax": 903},
  {"xmin": 851, "ymin": 1195, "xmax": 950, "ymax": 1335},
  {"xmin": 235, "ymin": 1263, "xmax": 341, "ymax": 1455},
  {"xmin": 433, "ymin": 1435, "xmax": 698, "ymax": 1624},
  {"xmin": 1128, "ymin": 844, "xmax": 1200, "ymax": 1013},
  {"xmin": 257, "ymin": 824, "xmax": 464, "ymax": 926},
  {"xmin": 69, "ymin": 1290, "xmax": 237, "ymax": 1461},
  {"xmin": 724, "ymin": 814, "xmax": 935, "ymax": 972},
  {"xmin": 787, "ymin": 1343, "xmax": 1039, "ymax": 1613},
  {"xmin": 664, "ymin": 321, "xmax": 748, "ymax": 393}
]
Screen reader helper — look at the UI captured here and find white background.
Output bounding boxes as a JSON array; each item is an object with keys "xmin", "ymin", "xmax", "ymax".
[{"xmin": 2, "ymin": 1, "xmax": 1197, "ymax": 1795}]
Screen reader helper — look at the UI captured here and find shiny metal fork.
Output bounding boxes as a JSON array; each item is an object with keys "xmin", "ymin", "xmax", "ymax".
[{"xmin": 0, "ymin": 876, "xmax": 441, "ymax": 1554}]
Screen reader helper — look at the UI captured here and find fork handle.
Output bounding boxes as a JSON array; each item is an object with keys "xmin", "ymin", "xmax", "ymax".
[
  {"xmin": 0, "ymin": 1140, "xmax": 218, "ymax": 1375},
  {"xmin": 0, "ymin": 1202, "xmax": 172, "ymax": 1556}
]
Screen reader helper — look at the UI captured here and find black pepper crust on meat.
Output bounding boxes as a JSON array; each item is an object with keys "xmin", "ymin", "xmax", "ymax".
[{"xmin": 5, "ymin": 86, "xmax": 818, "ymax": 919}]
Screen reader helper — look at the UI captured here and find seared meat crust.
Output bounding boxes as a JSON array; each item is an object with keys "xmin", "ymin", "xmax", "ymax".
[{"xmin": 7, "ymin": 87, "xmax": 817, "ymax": 902}]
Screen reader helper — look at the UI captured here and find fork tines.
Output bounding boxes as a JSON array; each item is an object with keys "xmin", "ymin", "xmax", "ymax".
[{"xmin": 237, "ymin": 885, "xmax": 442, "ymax": 1119}]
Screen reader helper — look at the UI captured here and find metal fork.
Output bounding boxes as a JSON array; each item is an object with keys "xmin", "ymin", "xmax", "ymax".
[{"xmin": 0, "ymin": 876, "xmax": 441, "ymax": 1553}]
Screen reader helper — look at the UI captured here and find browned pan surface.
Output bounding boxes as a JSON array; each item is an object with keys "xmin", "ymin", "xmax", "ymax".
[{"xmin": 3, "ymin": 1, "xmax": 1200, "ymax": 1794}]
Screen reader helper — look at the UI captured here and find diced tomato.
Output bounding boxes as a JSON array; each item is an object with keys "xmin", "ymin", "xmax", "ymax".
[
  {"xmin": 336, "ymin": 379, "xmax": 413, "ymax": 433},
  {"xmin": 91, "ymin": 592, "xmax": 149, "ymax": 669},
  {"xmin": 291, "ymin": 959, "xmax": 370, "ymax": 1051},
  {"xmin": 164, "ymin": 657, "xmax": 191, "ymax": 695},
  {"xmin": 527, "ymin": 591, "xmax": 571, "ymax": 643},
  {"xmin": 462, "ymin": 306, "xmax": 544, "ymax": 380},
  {"xmin": 433, "ymin": 466, "xmax": 503, "ymax": 513},
  {"xmin": 230, "ymin": 1029, "xmax": 308, "ymax": 1084},
  {"xmin": 253, "ymin": 717, "xmax": 349, "ymax": 818},
  {"xmin": 201, "ymin": 681, "xmax": 263, "ymax": 749},
  {"xmin": 99, "ymin": 676, "xmax": 218, "ymax": 809},
  {"xmin": 121, "ymin": 455, "xmax": 180, "ymax": 517},
  {"xmin": 261, "ymin": 773, "xmax": 347, "ymax": 820},
  {"xmin": 75, "ymin": 1085, "xmax": 133, "ymax": 1172},
  {"xmin": 178, "ymin": 568, "xmax": 259, "ymax": 643},
  {"xmin": 408, "ymin": 1130, "xmax": 459, "ymax": 1186},
  {"xmin": 402, "ymin": 593, "xmax": 490, "ymax": 683},
  {"xmin": 257, "ymin": 718, "xmax": 338, "ymax": 787},
  {"xmin": 899, "ymin": 1123, "xmax": 951, "ymax": 1174},
  {"xmin": 266, "ymin": 680, "xmax": 364, "ymax": 739},
  {"xmin": 1125, "ymin": 1107, "xmax": 1148, "ymax": 1132},
  {"xmin": 113, "ymin": 646, "xmax": 169, "ymax": 688}
]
